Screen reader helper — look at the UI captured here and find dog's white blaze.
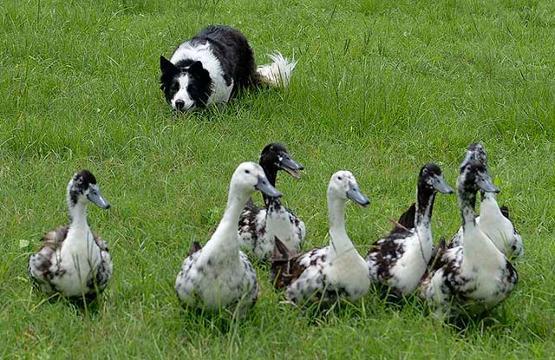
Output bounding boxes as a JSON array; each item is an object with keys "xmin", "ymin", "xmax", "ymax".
[
  {"xmin": 171, "ymin": 74, "xmax": 195, "ymax": 110},
  {"xmin": 171, "ymin": 42, "xmax": 233, "ymax": 106}
]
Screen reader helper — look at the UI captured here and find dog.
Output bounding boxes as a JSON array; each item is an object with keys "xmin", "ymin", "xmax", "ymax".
[{"xmin": 160, "ymin": 25, "xmax": 296, "ymax": 111}]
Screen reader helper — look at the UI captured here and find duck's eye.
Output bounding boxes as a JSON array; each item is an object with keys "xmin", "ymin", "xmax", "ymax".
[
  {"xmin": 338, "ymin": 176, "xmax": 343, "ymax": 181},
  {"xmin": 245, "ymin": 170, "xmax": 250, "ymax": 174}
]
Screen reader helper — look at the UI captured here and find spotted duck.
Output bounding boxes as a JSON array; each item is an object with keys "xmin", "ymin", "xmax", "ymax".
[
  {"xmin": 450, "ymin": 143, "xmax": 523, "ymax": 259},
  {"xmin": 175, "ymin": 162, "xmax": 281, "ymax": 314},
  {"xmin": 28, "ymin": 170, "xmax": 112, "ymax": 301},
  {"xmin": 271, "ymin": 171, "xmax": 370, "ymax": 306},
  {"xmin": 420, "ymin": 159, "xmax": 518, "ymax": 317},
  {"xmin": 366, "ymin": 163, "xmax": 453, "ymax": 297},
  {"xmin": 238, "ymin": 143, "xmax": 305, "ymax": 261}
]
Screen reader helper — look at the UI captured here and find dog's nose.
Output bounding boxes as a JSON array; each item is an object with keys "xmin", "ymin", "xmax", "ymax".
[{"xmin": 175, "ymin": 100, "xmax": 185, "ymax": 110}]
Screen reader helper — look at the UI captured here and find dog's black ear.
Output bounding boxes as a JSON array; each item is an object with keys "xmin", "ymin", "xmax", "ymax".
[
  {"xmin": 189, "ymin": 60, "xmax": 204, "ymax": 73},
  {"xmin": 188, "ymin": 60, "xmax": 210, "ymax": 82},
  {"xmin": 160, "ymin": 55, "xmax": 178, "ymax": 75}
]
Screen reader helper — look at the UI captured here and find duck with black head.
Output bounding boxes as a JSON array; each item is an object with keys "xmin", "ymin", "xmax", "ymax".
[
  {"xmin": 175, "ymin": 162, "xmax": 281, "ymax": 315},
  {"xmin": 420, "ymin": 159, "xmax": 518, "ymax": 317},
  {"xmin": 366, "ymin": 163, "xmax": 453, "ymax": 298},
  {"xmin": 271, "ymin": 171, "xmax": 370, "ymax": 306},
  {"xmin": 28, "ymin": 170, "xmax": 112, "ymax": 301},
  {"xmin": 449, "ymin": 143, "xmax": 523, "ymax": 259},
  {"xmin": 238, "ymin": 143, "xmax": 305, "ymax": 261}
]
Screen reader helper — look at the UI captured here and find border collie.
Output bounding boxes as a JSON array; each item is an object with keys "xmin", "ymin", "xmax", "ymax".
[{"xmin": 160, "ymin": 25, "xmax": 296, "ymax": 111}]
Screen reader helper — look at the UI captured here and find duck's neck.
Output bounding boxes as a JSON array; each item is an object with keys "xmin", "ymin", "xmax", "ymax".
[
  {"xmin": 459, "ymin": 186, "xmax": 483, "ymax": 258},
  {"xmin": 460, "ymin": 187, "xmax": 477, "ymax": 234},
  {"xmin": 210, "ymin": 185, "xmax": 250, "ymax": 253},
  {"xmin": 415, "ymin": 184, "xmax": 436, "ymax": 237},
  {"xmin": 460, "ymin": 187, "xmax": 503, "ymax": 267},
  {"xmin": 68, "ymin": 201, "xmax": 89, "ymax": 230},
  {"xmin": 327, "ymin": 194, "xmax": 354, "ymax": 258},
  {"xmin": 260, "ymin": 162, "xmax": 279, "ymax": 207}
]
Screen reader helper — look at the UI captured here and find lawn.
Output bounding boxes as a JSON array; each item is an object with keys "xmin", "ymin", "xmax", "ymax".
[{"xmin": 1, "ymin": 0, "xmax": 554, "ymax": 358}]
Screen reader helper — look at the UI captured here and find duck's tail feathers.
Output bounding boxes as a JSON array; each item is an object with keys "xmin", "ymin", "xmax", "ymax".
[
  {"xmin": 256, "ymin": 52, "xmax": 297, "ymax": 88},
  {"xmin": 390, "ymin": 203, "xmax": 416, "ymax": 234},
  {"xmin": 500, "ymin": 205, "xmax": 511, "ymax": 220},
  {"xmin": 272, "ymin": 237, "xmax": 294, "ymax": 262},
  {"xmin": 271, "ymin": 237, "xmax": 295, "ymax": 289},
  {"xmin": 188, "ymin": 241, "xmax": 202, "ymax": 256},
  {"xmin": 398, "ymin": 203, "xmax": 416, "ymax": 229}
]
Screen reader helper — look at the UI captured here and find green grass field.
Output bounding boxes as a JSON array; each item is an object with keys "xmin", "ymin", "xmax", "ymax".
[{"xmin": 1, "ymin": 0, "xmax": 554, "ymax": 357}]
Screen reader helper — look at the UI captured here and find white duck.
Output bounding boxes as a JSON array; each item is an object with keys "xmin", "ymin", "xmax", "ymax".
[
  {"xmin": 421, "ymin": 159, "xmax": 518, "ymax": 316},
  {"xmin": 28, "ymin": 170, "xmax": 112, "ymax": 300},
  {"xmin": 271, "ymin": 171, "xmax": 370, "ymax": 305},
  {"xmin": 175, "ymin": 162, "xmax": 281, "ymax": 314},
  {"xmin": 450, "ymin": 143, "xmax": 523, "ymax": 259}
]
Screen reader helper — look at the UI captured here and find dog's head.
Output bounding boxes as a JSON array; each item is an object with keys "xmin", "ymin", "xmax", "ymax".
[{"xmin": 160, "ymin": 56, "xmax": 213, "ymax": 111}]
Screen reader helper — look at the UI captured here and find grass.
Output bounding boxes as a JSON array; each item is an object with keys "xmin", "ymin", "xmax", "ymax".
[{"xmin": 1, "ymin": 0, "xmax": 554, "ymax": 357}]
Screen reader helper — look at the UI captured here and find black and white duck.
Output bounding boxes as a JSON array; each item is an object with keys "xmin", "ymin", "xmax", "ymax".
[
  {"xmin": 28, "ymin": 170, "xmax": 112, "ymax": 300},
  {"xmin": 450, "ymin": 143, "xmax": 523, "ymax": 259},
  {"xmin": 238, "ymin": 143, "xmax": 305, "ymax": 261},
  {"xmin": 175, "ymin": 162, "xmax": 281, "ymax": 314},
  {"xmin": 420, "ymin": 159, "xmax": 518, "ymax": 316},
  {"xmin": 366, "ymin": 163, "xmax": 453, "ymax": 297},
  {"xmin": 271, "ymin": 171, "xmax": 370, "ymax": 306}
]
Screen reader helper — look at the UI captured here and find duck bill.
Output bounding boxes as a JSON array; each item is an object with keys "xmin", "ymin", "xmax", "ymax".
[
  {"xmin": 476, "ymin": 174, "xmax": 500, "ymax": 193},
  {"xmin": 432, "ymin": 176, "xmax": 454, "ymax": 194},
  {"xmin": 87, "ymin": 189, "xmax": 111, "ymax": 209},
  {"xmin": 346, "ymin": 185, "xmax": 370, "ymax": 207},
  {"xmin": 279, "ymin": 155, "xmax": 304, "ymax": 179},
  {"xmin": 256, "ymin": 176, "xmax": 282, "ymax": 198}
]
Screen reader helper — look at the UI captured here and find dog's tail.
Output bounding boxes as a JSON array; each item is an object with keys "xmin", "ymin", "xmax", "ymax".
[{"xmin": 256, "ymin": 52, "xmax": 297, "ymax": 88}]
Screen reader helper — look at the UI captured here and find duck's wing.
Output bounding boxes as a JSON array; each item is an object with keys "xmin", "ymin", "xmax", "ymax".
[
  {"xmin": 42, "ymin": 226, "xmax": 69, "ymax": 249},
  {"xmin": 271, "ymin": 239, "xmax": 323, "ymax": 290},
  {"xmin": 92, "ymin": 232, "xmax": 109, "ymax": 252},
  {"xmin": 366, "ymin": 203, "xmax": 415, "ymax": 277},
  {"xmin": 90, "ymin": 233, "xmax": 113, "ymax": 293},
  {"xmin": 367, "ymin": 224, "xmax": 412, "ymax": 282},
  {"xmin": 285, "ymin": 207, "xmax": 306, "ymax": 246},
  {"xmin": 447, "ymin": 227, "xmax": 464, "ymax": 248},
  {"xmin": 28, "ymin": 226, "xmax": 69, "ymax": 292},
  {"xmin": 498, "ymin": 205, "xmax": 524, "ymax": 258},
  {"xmin": 238, "ymin": 198, "xmax": 264, "ymax": 245},
  {"xmin": 419, "ymin": 245, "xmax": 463, "ymax": 304}
]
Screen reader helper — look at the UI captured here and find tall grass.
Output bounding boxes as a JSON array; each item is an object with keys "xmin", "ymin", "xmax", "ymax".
[{"xmin": 1, "ymin": 0, "xmax": 554, "ymax": 357}]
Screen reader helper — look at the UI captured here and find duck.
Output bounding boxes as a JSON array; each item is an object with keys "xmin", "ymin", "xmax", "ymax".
[
  {"xmin": 366, "ymin": 163, "xmax": 453, "ymax": 297},
  {"xmin": 175, "ymin": 162, "xmax": 281, "ymax": 314},
  {"xmin": 449, "ymin": 143, "xmax": 523, "ymax": 259},
  {"xmin": 271, "ymin": 171, "xmax": 370, "ymax": 306},
  {"xmin": 420, "ymin": 159, "xmax": 518, "ymax": 317},
  {"xmin": 238, "ymin": 143, "xmax": 305, "ymax": 261},
  {"xmin": 28, "ymin": 170, "xmax": 112, "ymax": 300}
]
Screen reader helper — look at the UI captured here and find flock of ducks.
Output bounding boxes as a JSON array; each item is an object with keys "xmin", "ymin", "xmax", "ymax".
[{"xmin": 28, "ymin": 142, "xmax": 523, "ymax": 320}]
